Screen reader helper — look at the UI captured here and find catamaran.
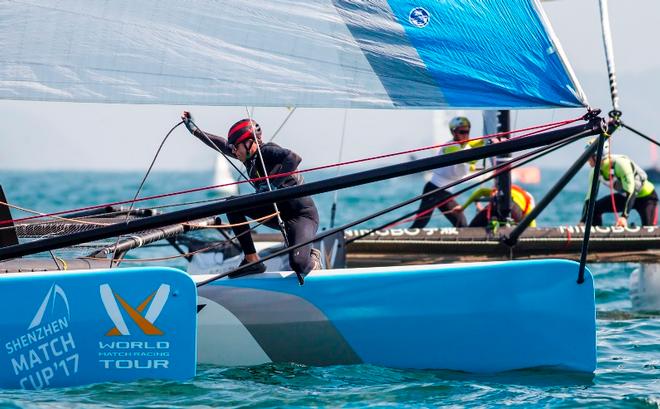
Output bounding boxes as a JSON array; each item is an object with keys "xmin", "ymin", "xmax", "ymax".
[{"xmin": 0, "ymin": 0, "xmax": 627, "ymax": 389}]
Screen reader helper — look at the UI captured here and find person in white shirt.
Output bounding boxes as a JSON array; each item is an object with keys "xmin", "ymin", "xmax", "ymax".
[{"xmin": 410, "ymin": 117, "xmax": 474, "ymax": 228}]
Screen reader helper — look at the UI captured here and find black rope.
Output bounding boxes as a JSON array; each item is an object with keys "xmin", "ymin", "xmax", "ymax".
[
  {"xmin": 244, "ymin": 108, "xmax": 300, "ymax": 284},
  {"xmin": 502, "ymin": 124, "xmax": 612, "ymax": 247},
  {"xmin": 330, "ymin": 109, "xmax": 349, "ymax": 229},
  {"xmin": 196, "ymin": 134, "xmax": 584, "ymax": 288},
  {"xmin": 0, "ymin": 118, "xmax": 603, "ymax": 262},
  {"xmin": 124, "ymin": 121, "xmax": 184, "ymax": 215},
  {"xmin": 621, "ymin": 122, "xmax": 660, "ymax": 148},
  {"xmin": 0, "ymin": 198, "xmax": 232, "ymax": 236},
  {"xmin": 345, "ymin": 133, "xmax": 582, "ymax": 246},
  {"xmin": 95, "ymin": 211, "xmax": 273, "ymax": 262},
  {"xmin": 110, "ymin": 120, "xmax": 184, "ymax": 267},
  {"xmin": 188, "ymin": 119, "xmax": 253, "ymax": 188}
]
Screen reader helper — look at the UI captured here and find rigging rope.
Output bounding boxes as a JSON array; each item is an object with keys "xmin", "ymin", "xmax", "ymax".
[
  {"xmin": 188, "ymin": 118, "xmax": 253, "ymax": 187},
  {"xmin": 183, "ymin": 212, "xmax": 279, "ymax": 229},
  {"xmin": 597, "ymin": 0, "xmax": 622, "ymax": 226},
  {"xmin": 90, "ymin": 212, "xmax": 280, "ymax": 264},
  {"xmin": 345, "ymin": 133, "xmax": 582, "ymax": 245},
  {"xmin": 89, "ymin": 135, "xmax": 573, "ymax": 269},
  {"xmin": 0, "ymin": 197, "xmax": 277, "ymax": 231},
  {"xmin": 0, "ymin": 200, "xmax": 109, "ymax": 227},
  {"xmin": 48, "ymin": 250, "xmax": 62, "ymax": 271},
  {"xmin": 245, "ymin": 106, "xmax": 300, "ymax": 284},
  {"xmin": 0, "ymin": 117, "xmax": 604, "ymax": 263},
  {"xmin": 598, "ymin": 0, "xmax": 621, "ymax": 117},
  {"xmin": 109, "ymin": 120, "xmax": 184, "ymax": 267},
  {"xmin": 330, "ymin": 109, "xmax": 348, "ymax": 228},
  {"xmin": 124, "ymin": 120, "xmax": 183, "ymax": 215},
  {"xmin": 4, "ymin": 109, "xmax": 299, "ymax": 233},
  {"xmin": 87, "ymin": 240, "xmax": 230, "ymax": 263},
  {"xmin": 196, "ymin": 133, "xmax": 583, "ymax": 287},
  {"xmin": 621, "ymin": 122, "xmax": 660, "ymax": 148},
  {"xmin": 0, "ymin": 115, "xmax": 586, "ymax": 228},
  {"xmin": 606, "ymin": 136, "xmax": 619, "ymax": 223},
  {"xmin": 268, "ymin": 107, "xmax": 297, "ymax": 143}
]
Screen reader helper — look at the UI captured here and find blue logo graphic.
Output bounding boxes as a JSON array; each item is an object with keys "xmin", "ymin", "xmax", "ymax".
[
  {"xmin": 409, "ymin": 7, "xmax": 430, "ymax": 28},
  {"xmin": 0, "ymin": 267, "xmax": 197, "ymax": 389}
]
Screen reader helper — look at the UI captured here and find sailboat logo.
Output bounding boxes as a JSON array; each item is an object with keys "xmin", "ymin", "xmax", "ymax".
[
  {"xmin": 409, "ymin": 7, "xmax": 430, "ymax": 28},
  {"xmin": 29, "ymin": 284, "xmax": 71, "ymax": 330},
  {"xmin": 99, "ymin": 284, "xmax": 170, "ymax": 336}
]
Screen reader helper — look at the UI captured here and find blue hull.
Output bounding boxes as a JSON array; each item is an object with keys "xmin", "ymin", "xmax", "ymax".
[
  {"xmin": 0, "ymin": 267, "xmax": 197, "ymax": 389},
  {"xmin": 197, "ymin": 259, "xmax": 596, "ymax": 373},
  {"xmin": 0, "ymin": 259, "xmax": 595, "ymax": 389}
]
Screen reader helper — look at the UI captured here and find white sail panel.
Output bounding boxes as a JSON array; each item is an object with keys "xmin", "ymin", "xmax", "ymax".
[{"xmin": 0, "ymin": 0, "xmax": 587, "ymax": 109}]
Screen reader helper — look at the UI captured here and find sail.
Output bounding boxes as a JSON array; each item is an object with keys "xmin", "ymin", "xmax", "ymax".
[
  {"xmin": 213, "ymin": 156, "xmax": 239, "ymax": 196},
  {"xmin": 0, "ymin": 0, "xmax": 586, "ymax": 109}
]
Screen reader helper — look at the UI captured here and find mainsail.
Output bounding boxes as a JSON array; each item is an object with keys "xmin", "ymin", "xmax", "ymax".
[{"xmin": 1, "ymin": 0, "xmax": 586, "ymax": 109}]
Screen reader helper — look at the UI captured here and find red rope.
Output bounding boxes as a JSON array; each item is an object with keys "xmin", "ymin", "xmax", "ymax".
[
  {"xmin": 0, "ymin": 115, "xmax": 584, "ymax": 227},
  {"xmin": 606, "ymin": 140, "xmax": 619, "ymax": 222},
  {"xmin": 393, "ymin": 120, "xmax": 581, "ymax": 228},
  {"xmin": 563, "ymin": 226, "xmax": 572, "ymax": 249}
]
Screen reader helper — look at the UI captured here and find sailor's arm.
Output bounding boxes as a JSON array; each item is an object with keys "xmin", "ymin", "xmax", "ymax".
[
  {"xmin": 462, "ymin": 187, "xmax": 491, "ymax": 209},
  {"xmin": 615, "ymin": 158, "xmax": 638, "ymax": 218},
  {"xmin": 181, "ymin": 111, "xmax": 235, "ymax": 158}
]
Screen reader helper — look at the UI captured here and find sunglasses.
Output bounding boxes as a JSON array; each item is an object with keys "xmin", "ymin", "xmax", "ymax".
[
  {"xmin": 229, "ymin": 140, "xmax": 251, "ymax": 153},
  {"xmin": 454, "ymin": 129, "xmax": 469, "ymax": 135}
]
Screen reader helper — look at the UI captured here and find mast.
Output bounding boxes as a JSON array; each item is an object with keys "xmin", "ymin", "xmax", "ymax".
[
  {"xmin": 495, "ymin": 110, "xmax": 512, "ymax": 223},
  {"xmin": 483, "ymin": 110, "xmax": 512, "ymax": 223}
]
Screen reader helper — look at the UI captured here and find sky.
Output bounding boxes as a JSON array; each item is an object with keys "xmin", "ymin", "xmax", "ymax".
[{"xmin": 1, "ymin": 0, "xmax": 659, "ymax": 172}]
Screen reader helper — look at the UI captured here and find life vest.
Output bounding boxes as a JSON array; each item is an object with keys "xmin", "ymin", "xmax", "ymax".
[
  {"xmin": 485, "ymin": 184, "xmax": 535, "ymax": 226},
  {"xmin": 511, "ymin": 184, "xmax": 535, "ymax": 216},
  {"xmin": 598, "ymin": 155, "xmax": 654, "ymax": 198}
]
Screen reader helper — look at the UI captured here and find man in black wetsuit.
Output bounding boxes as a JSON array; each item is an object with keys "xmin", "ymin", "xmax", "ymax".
[{"xmin": 182, "ymin": 112, "xmax": 321, "ymax": 277}]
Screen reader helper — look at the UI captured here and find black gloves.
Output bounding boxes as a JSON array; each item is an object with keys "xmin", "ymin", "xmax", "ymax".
[{"xmin": 181, "ymin": 111, "xmax": 198, "ymax": 135}]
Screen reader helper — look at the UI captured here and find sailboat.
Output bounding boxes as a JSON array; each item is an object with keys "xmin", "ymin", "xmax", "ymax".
[
  {"xmin": 0, "ymin": 0, "xmax": 604, "ymax": 389},
  {"xmin": 212, "ymin": 156, "xmax": 239, "ymax": 196}
]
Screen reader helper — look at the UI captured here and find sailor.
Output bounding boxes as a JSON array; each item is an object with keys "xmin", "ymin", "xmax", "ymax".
[
  {"xmin": 453, "ymin": 181, "xmax": 536, "ymax": 228},
  {"xmin": 182, "ymin": 112, "xmax": 321, "ymax": 277},
  {"xmin": 409, "ymin": 116, "xmax": 476, "ymax": 229},
  {"xmin": 581, "ymin": 139, "xmax": 658, "ymax": 227}
]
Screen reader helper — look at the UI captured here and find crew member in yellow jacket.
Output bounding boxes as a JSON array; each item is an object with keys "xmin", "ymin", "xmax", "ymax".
[
  {"xmin": 452, "ymin": 183, "xmax": 536, "ymax": 228},
  {"xmin": 581, "ymin": 138, "xmax": 658, "ymax": 227}
]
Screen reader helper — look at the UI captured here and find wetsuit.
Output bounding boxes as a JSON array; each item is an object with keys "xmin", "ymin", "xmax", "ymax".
[
  {"xmin": 410, "ymin": 142, "xmax": 475, "ymax": 228},
  {"xmin": 581, "ymin": 154, "xmax": 658, "ymax": 226},
  {"xmin": 463, "ymin": 185, "xmax": 535, "ymax": 228},
  {"xmin": 191, "ymin": 129, "xmax": 320, "ymax": 274}
]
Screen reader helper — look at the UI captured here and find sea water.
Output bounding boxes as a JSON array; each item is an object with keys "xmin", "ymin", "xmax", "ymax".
[{"xmin": 0, "ymin": 169, "xmax": 658, "ymax": 408}]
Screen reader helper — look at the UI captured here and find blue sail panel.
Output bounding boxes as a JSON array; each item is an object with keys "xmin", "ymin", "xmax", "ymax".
[
  {"xmin": 382, "ymin": 0, "xmax": 585, "ymax": 108},
  {"xmin": 0, "ymin": 0, "xmax": 586, "ymax": 109}
]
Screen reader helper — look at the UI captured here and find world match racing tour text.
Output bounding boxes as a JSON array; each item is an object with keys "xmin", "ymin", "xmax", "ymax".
[{"xmin": 98, "ymin": 341, "xmax": 170, "ymax": 370}]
